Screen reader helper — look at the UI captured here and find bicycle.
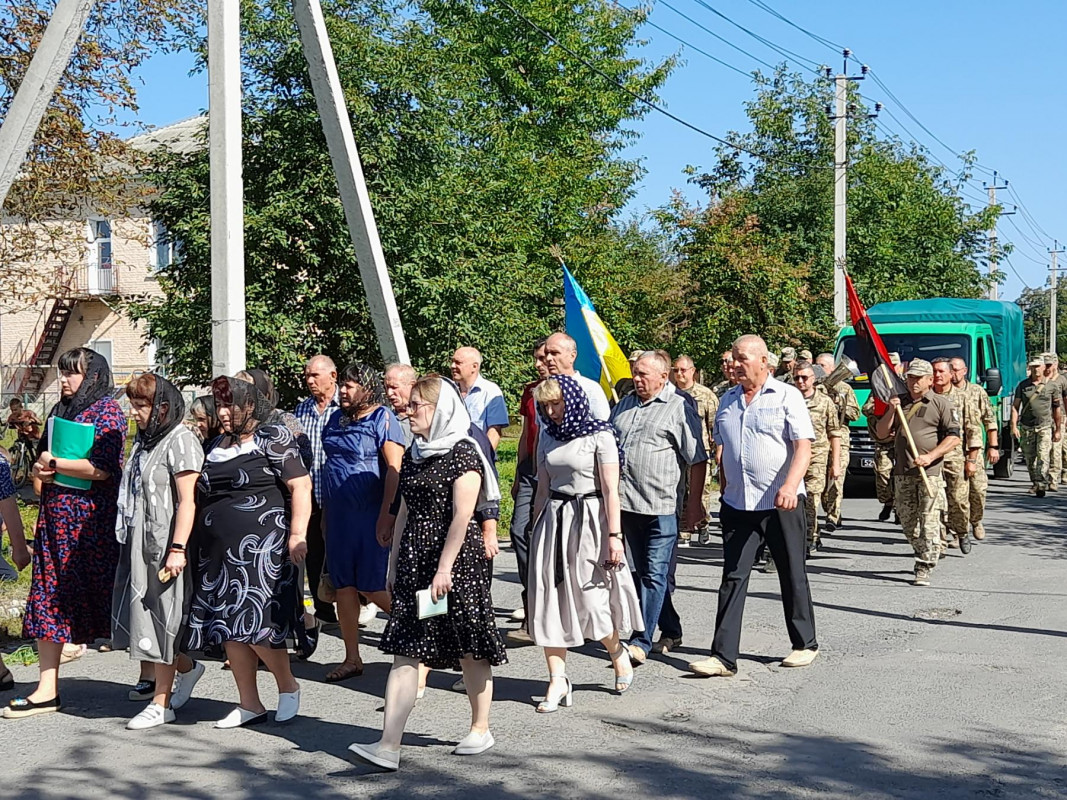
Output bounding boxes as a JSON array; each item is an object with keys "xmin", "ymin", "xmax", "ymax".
[{"xmin": 8, "ymin": 433, "xmax": 38, "ymax": 489}]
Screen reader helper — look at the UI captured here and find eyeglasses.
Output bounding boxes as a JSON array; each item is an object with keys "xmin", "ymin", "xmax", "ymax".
[
  {"xmin": 407, "ymin": 400, "xmax": 433, "ymax": 413},
  {"xmin": 794, "ymin": 374, "xmax": 814, "ymax": 382},
  {"xmin": 721, "ymin": 359, "xmax": 731, "ymax": 364}
]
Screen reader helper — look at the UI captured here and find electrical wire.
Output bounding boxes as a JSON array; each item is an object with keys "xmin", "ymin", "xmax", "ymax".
[
  {"xmin": 493, "ymin": 0, "xmax": 832, "ymax": 171},
  {"xmin": 1006, "ymin": 184, "xmax": 1054, "ymax": 243},
  {"xmin": 657, "ymin": 0, "xmax": 777, "ymax": 72},
  {"xmin": 1004, "ymin": 215, "xmax": 1051, "ymax": 257},
  {"xmin": 743, "ymin": 0, "xmax": 845, "ymax": 53},
  {"xmin": 687, "ymin": 0, "xmax": 824, "ymax": 71},
  {"xmin": 634, "ymin": 11, "xmax": 755, "ymax": 77},
  {"xmin": 1000, "ymin": 256, "xmax": 1033, "ymax": 290}
]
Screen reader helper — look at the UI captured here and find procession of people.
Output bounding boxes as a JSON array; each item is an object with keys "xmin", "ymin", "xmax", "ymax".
[{"xmin": 0, "ymin": 331, "xmax": 1045, "ymax": 772}]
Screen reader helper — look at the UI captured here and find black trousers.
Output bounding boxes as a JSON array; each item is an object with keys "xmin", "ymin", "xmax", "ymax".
[
  {"xmin": 305, "ymin": 501, "xmax": 336, "ymax": 623},
  {"xmin": 509, "ymin": 461, "xmax": 538, "ymax": 610},
  {"xmin": 711, "ymin": 501, "xmax": 817, "ymax": 671}
]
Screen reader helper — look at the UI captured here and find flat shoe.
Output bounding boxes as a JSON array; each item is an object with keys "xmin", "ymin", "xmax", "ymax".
[
  {"xmin": 688, "ymin": 656, "xmax": 736, "ymax": 677},
  {"xmin": 275, "ymin": 689, "xmax": 300, "ymax": 723},
  {"xmin": 781, "ymin": 649, "xmax": 819, "ymax": 668},
  {"xmin": 3, "ymin": 695, "xmax": 61, "ymax": 719},
  {"xmin": 626, "ymin": 644, "xmax": 647, "ymax": 666},
  {"xmin": 454, "ymin": 729, "xmax": 495, "ymax": 755},
  {"xmin": 348, "ymin": 741, "xmax": 400, "ymax": 771},
  {"xmin": 127, "ymin": 702, "xmax": 175, "ymax": 730},
  {"xmin": 214, "ymin": 706, "xmax": 268, "ymax": 729}
]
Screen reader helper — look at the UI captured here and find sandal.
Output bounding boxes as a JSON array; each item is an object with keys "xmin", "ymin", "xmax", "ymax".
[
  {"xmin": 59, "ymin": 644, "xmax": 86, "ymax": 665},
  {"xmin": 610, "ymin": 643, "xmax": 635, "ymax": 695},
  {"xmin": 325, "ymin": 661, "xmax": 364, "ymax": 683}
]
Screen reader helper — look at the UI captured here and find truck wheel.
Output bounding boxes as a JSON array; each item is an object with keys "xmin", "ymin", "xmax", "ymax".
[{"xmin": 993, "ymin": 431, "xmax": 1014, "ymax": 479}]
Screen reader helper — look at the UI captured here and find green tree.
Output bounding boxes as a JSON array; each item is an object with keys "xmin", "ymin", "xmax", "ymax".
[
  {"xmin": 1017, "ymin": 285, "xmax": 1062, "ymax": 357},
  {"xmin": 129, "ymin": 0, "xmax": 678, "ymax": 405}
]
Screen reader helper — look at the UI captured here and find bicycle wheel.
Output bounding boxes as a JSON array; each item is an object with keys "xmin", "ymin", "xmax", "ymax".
[{"xmin": 11, "ymin": 441, "xmax": 31, "ymax": 488}]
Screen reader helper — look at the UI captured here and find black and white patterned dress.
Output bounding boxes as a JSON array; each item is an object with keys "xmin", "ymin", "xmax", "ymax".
[
  {"xmin": 185, "ymin": 424, "xmax": 307, "ymax": 650},
  {"xmin": 380, "ymin": 441, "xmax": 507, "ymax": 671}
]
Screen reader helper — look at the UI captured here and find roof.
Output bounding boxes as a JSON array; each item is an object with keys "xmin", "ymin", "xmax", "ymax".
[{"xmin": 127, "ymin": 116, "xmax": 207, "ymax": 156}]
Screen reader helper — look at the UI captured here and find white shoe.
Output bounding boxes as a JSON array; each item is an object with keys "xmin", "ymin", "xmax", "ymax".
[
  {"xmin": 214, "ymin": 706, "xmax": 268, "ymax": 729},
  {"xmin": 358, "ymin": 603, "xmax": 379, "ymax": 625},
  {"xmin": 276, "ymin": 689, "xmax": 300, "ymax": 723},
  {"xmin": 453, "ymin": 729, "xmax": 495, "ymax": 755},
  {"xmin": 170, "ymin": 660, "xmax": 205, "ymax": 710},
  {"xmin": 510, "ymin": 607, "xmax": 525, "ymax": 622},
  {"xmin": 126, "ymin": 702, "xmax": 175, "ymax": 730},
  {"xmin": 451, "ymin": 677, "xmax": 466, "ymax": 692},
  {"xmin": 348, "ymin": 741, "xmax": 400, "ymax": 771}
]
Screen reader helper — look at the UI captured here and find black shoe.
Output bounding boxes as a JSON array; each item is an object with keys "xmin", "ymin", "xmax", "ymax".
[
  {"xmin": 297, "ymin": 619, "xmax": 321, "ymax": 661},
  {"xmin": 878, "ymin": 504, "xmax": 892, "ymax": 522},
  {"xmin": 958, "ymin": 535, "xmax": 972, "ymax": 555},
  {"xmin": 823, "ymin": 521, "xmax": 837, "ymax": 534},
  {"xmin": 2, "ymin": 695, "xmax": 61, "ymax": 719},
  {"xmin": 1037, "ymin": 489, "xmax": 1047, "ymax": 498},
  {"xmin": 128, "ymin": 679, "xmax": 156, "ymax": 701}
]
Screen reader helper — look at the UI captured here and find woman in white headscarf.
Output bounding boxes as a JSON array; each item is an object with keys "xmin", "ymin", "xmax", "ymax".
[{"xmin": 348, "ymin": 375, "xmax": 506, "ymax": 772}]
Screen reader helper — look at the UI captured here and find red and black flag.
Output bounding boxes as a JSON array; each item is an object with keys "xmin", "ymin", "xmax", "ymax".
[{"xmin": 845, "ymin": 272, "xmax": 907, "ymax": 410}]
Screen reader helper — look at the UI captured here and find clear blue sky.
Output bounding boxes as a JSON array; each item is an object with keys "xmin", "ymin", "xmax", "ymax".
[{"xmin": 128, "ymin": 0, "xmax": 1063, "ymax": 302}]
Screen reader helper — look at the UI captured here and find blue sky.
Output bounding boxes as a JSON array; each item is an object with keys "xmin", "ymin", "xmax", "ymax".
[{"xmin": 127, "ymin": 0, "xmax": 1062, "ymax": 302}]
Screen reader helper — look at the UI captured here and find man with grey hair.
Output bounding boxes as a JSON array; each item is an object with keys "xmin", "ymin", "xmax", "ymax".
[
  {"xmin": 542, "ymin": 332, "xmax": 612, "ymax": 419},
  {"xmin": 611, "ymin": 350, "xmax": 707, "ymax": 664},
  {"xmin": 451, "ymin": 346, "xmax": 509, "ymax": 449},
  {"xmin": 294, "ymin": 354, "xmax": 340, "ymax": 624},
  {"xmin": 690, "ymin": 334, "xmax": 818, "ymax": 677},
  {"xmin": 384, "ymin": 363, "xmax": 418, "ymax": 441}
]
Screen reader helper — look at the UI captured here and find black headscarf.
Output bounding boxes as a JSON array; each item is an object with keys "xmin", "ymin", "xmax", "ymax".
[
  {"xmin": 192, "ymin": 394, "xmax": 221, "ymax": 439},
  {"xmin": 138, "ymin": 375, "xmax": 187, "ymax": 452},
  {"xmin": 338, "ymin": 362, "xmax": 386, "ymax": 419},
  {"xmin": 212, "ymin": 376, "xmax": 275, "ymax": 439},
  {"xmin": 240, "ymin": 369, "xmax": 280, "ymax": 407},
  {"xmin": 50, "ymin": 348, "xmax": 113, "ymax": 422}
]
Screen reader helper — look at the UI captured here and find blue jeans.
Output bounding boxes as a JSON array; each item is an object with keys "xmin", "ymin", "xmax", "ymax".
[{"xmin": 622, "ymin": 511, "xmax": 678, "ymax": 655}]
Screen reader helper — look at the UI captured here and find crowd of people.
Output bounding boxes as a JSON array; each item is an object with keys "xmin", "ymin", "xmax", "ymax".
[{"xmin": 0, "ymin": 329, "xmax": 1041, "ymax": 771}]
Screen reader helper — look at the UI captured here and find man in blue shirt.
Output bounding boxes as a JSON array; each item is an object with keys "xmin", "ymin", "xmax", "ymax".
[{"xmin": 451, "ymin": 347, "xmax": 509, "ymax": 450}]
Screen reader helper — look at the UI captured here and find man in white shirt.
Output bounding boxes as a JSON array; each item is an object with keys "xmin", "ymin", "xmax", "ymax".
[
  {"xmin": 689, "ymin": 334, "xmax": 819, "ymax": 678},
  {"xmin": 451, "ymin": 347, "xmax": 509, "ymax": 450},
  {"xmin": 542, "ymin": 332, "xmax": 611, "ymax": 419}
]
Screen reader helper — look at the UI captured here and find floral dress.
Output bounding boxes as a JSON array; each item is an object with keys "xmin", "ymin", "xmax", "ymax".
[
  {"xmin": 23, "ymin": 397, "xmax": 127, "ymax": 643},
  {"xmin": 380, "ymin": 441, "xmax": 507, "ymax": 671}
]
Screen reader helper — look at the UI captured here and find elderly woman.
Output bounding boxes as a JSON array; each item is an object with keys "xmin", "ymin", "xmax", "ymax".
[
  {"xmin": 321, "ymin": 363, "xmax": 405, "ymax": 682},
  {"xmin": 348, "ymin": 376, "xmax": 506, "ymax": 771},
  {"xmin": 189, "ymin": 395, "xmax": 222, "ymax": 448},
  {"xmin": 185, "ymin": 377, "xmax": 311, "ymax": 728},
  {"xmin": 111, "ymin": 374, "xmax": 205, "ymax": 730},
  {"xmin": 528, "ymin": 376, "xmax": 639, "ymax": 712},
  {"xmin": 4, "ymin": 348, "xmax": 126, "ymax": 719}
]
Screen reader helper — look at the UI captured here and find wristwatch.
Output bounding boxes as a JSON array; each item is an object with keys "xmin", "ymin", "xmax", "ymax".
[{"xmin": 48, "ymin": 458, "xmax": 57, "ymax": 470}]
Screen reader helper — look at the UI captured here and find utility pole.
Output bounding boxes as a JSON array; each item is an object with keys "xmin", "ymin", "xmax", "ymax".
[
  {"xmin": 1051, "ymin": 241, "xmax": 1064, "ymax": 355},
  {"xmin": 983, "ymin": 171, "xmax": 1011, "ymax": 301},
  {"xmin": 827, "ymin": 51, "xmax": 877, "ymax": 328},
  {"xmin": 0, "ymin": 0, "xmax": 96, "ymax": 211},
  {"xmin": 207, "ymin": 0, "xmax": 246, "ymax": 376}
]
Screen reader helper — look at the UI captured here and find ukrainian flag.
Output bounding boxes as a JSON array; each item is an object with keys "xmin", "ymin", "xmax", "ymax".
[{"xmin": 562, "ymin": 265, "xmax": 632, "ymax": 401}]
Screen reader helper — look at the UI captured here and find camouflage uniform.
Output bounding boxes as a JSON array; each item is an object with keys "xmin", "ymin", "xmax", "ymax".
[
  {"xmin": 1016, "ymin": 377, "xmax": 1058, "ymax": 492},
  {"xmin": 961, "ymin": 379, "xmax": 997, "ymax": 528},
  {"xmin": 802, "ymin": 389, "xmax": 843, "ymax": 547},
  {"xmin": 822, "ymin": 382, "xmax": 860, "ymax": 525},
  {"xmin": 937, "ymin": 384, "xmax": 985, "ymax": 539},
  {"xmin": 712, "ymin": 379, "xmax": 733, "ymax": 401},
  {"xmin": 890, "ymin": 389, "xmax": 960, "ymax": 577},
  {"xmin": 678, "ymin": 382, "xmax": 719, "ymax": 532},
  {"xmin": 863, "ymin": 397, "xmax": 895, "ymax": 506},
  {"xmin": 1045, "ymin": 372, "xmax": 1067, "ymax": 490}
]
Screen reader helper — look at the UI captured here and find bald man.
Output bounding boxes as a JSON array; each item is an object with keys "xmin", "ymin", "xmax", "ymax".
[
  {"xmin": 451, "ymin": 346, "xmax": 509, "ymax": 450},
  {"xmin": 542, "ymin": 332, "xmax": 612, "ymax": 419}
]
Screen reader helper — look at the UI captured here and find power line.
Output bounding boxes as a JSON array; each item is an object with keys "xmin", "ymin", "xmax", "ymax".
[
  {"xmin": 1001, "ymin": 256, "xmax": 1033, "ymax": 290},
  {"xmin": 655, "ymin": 0, "xmax": 776, "ymax": 73},
  {"xmin": 1006, "ymin": 184, "xmax": 1053, "ymax": 242},
  {"xmin": 743, "ymin": 0, "xmax": 845, "ymax": 53},
  {"xmin": 687, "ymin": 0, "xmax": 824, "ymax": 71},
  {"xmin": 622, "ymin": 5, "xmax": 754, "ymax": 78},
  {"xmin": 493, "ymin": 0, "xmax": 831, "ymax": 171}
]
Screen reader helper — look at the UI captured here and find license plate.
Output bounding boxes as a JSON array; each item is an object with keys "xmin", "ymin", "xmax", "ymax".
[{"xmin": 860, "ymin": 458, "xmax": 875, "ymax": 468}]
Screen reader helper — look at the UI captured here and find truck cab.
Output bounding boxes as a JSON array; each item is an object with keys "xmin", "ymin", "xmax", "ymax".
[{"xmin": 833, "ymin": 299, "xmax": 1026, "ymax": 480}]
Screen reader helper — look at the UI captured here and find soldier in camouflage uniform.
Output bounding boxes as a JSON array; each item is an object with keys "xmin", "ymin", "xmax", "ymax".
[
  {"xmin": 672, "ymin": 355, "xmax": 719, "ymax": 546},
  {"xmin": 1012, "ymin": 358, "xmax": 1062, "ymax": 497},
  {"xmin": 874, "ymin": 359, "xmax": 961, "ymax": 586},
  {"xmin": 950, "ymin": 357, "xmax": 999, "ymax": 540},
  {"xmin": 863, "ymin": 396, "xmax": 896, "ymax": 520},
  {"xmin": 816, "ymin": 354, "xmax": 860, "ymax": 531},
  {"xmin": 931, "ymin": 358, "xmax": 984, "ymax": 553},
  {"xmin": 712, "ymin": 350, "xmax": 735, "ymax": 400},
  {"xmin": 1042, "ymin": 354, "xmax": 1067, "ymax": 491},
  {"xmin": 794, "ymin": 361, "xmax": 842, "ymax": 552},
  {"xmin": 776, "ymin": 347, "xmax": 797, "ymax": 385}
]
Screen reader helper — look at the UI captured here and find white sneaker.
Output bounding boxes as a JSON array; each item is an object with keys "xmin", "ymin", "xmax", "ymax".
[
  {"xmin": 348, "ymin": 741, "xmax": 400, "ymax": 771},
  {"xmin": 453, "ymin": 729, "xmax": 495, "ymax": 755},
  {"xmin": 170, "ymin": 660, "xmax": 205, "ymax": 710},
  {"xmin": 358, "ymin": 603, "xmax": 379, "ymax": 625},
  {"xmin": 510, "ymin": 607, "xmax": 525, "ymax": 622},
  {"xmin": 127, "ymin": 702, "xmax": 175, "ymax": 730},
  {"xmin": 276, "ymin": 689, "xmax": 300, "ymax": 723}
]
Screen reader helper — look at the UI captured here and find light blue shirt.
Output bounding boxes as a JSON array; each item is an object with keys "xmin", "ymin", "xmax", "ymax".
[
  {"xmin": 463, "ymin": 374, "xmax": 509, "ymax": 433},
  {"xmin": 713, "ymin": 375, "xmax": 814, "ymax": 512}
]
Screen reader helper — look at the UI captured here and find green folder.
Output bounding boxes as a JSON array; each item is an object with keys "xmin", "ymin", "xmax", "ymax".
[{"xmin": 48, "ymin": 416, "xmax": 96, "ymax": 490}]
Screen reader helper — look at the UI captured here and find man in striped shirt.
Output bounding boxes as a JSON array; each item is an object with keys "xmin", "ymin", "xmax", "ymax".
[{"xmin": 690, "ymin": 335, "xmax": 819, "ymax": 677}]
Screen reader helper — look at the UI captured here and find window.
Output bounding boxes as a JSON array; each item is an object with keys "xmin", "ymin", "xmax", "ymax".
[
  {"xmin": 837, "ymin": 333, "xmax": 971, "ymax": 385},
  {"xmin": 92, "ymin": 219, "xmax": 112, "ymax": 269},
  {"xmin": 87, "ymin": 218, "xmax": 115, "ymax": 294},
  {"xmin": 976, "ymin": 338, "xmax": 987, "ymax": 383},
  {"xmin": 149, "ymin": 220, "xmax": 176, "ymax": 272},
  {"xmin": 88, "ymin": 339, "xmax": 113, "ymax": 369}
]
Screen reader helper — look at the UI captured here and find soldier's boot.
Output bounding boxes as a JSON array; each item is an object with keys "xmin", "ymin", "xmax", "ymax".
[
  {"xmin": 913, "ymin": 566, "xmax": 931, "ymax": 587},
  {"xmin": 878, "ymin": 503, "xmax": 892, "ymax": 522},
  {"xmin": 957, "ymin": 532, "xmax": 972, "ymax": 555},
  {"xmin": 972, "ymin": 522, "xmax": 986, "ymax": 540}
]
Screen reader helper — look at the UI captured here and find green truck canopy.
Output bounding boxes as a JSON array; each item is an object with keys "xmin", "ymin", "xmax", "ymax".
[{"xmin": 866, "ymin": 298, "xmax": 1027, "ymax": 390}]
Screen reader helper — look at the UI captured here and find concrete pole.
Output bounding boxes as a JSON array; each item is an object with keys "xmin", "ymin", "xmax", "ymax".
[
  {"xmin": 987, "ymin": 184, "xmax": 999, "ymax": 301},
  {"xmin": 1052, "ymin": 244, "xmax": 1062, "ymax": 355},
  {"xmin": 833, "ymin": 74, "xmax": 848, "ymax": 328},
  {"xmin": 0, "ymin": 0, "xmax": 96, "ymax": 210},
  {"xmin": 208, "ymin": 0, "xmax": 246, "ymax": 376},
  {"xmin": 293, "ymin": 0, "xmax": 410, "ymax": 364}
]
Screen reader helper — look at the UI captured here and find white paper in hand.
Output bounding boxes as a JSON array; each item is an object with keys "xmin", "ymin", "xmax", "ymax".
[{"xmin": 416, "ymin": 588, "xmax": 448, "ymax": 620}]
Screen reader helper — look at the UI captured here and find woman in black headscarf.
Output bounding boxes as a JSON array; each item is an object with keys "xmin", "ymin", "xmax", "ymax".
[
  {"xmin": 185, "ymin": 377, "xmax": 312, "ymax": 728},
  {"xmin": 5, "ymin": 348, "xmax": 127, "ymax": 720},
  {"xmin": 189, "ymin": 394, "xmax": 222, "ymax": 450},
  {"xmin": 111, "ymin": 374, "xmax": 206, "ymax": 730}
]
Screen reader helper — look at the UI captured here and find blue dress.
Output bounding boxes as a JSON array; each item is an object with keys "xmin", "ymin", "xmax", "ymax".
[{"xmin": 322, "ymin": 405, "xmax": 405, "ymax": 591}]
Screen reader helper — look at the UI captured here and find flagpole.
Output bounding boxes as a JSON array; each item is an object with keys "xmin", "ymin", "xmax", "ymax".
[{"xmin": 880, "ymin": 364, "xmax": 933, "ymax": 496}]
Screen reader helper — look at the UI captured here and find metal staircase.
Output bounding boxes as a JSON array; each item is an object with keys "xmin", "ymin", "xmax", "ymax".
[{"xmin": 16, "ymin": 298, "xmax": 77, "ymax": 398}]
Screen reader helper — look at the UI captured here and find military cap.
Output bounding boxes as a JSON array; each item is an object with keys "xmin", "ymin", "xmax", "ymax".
[
  {"xmin": 781, "ymin": 347, "xmax": 797, "ymax": 361},
  {"xmin": 1043, "ymin": 353, "xmax": 1057, "ymax": 365},
  {"xmin": 1028, "ymin": 356, "xmax": 1044, "ymax": 367},
  {"xmin": 905, "ymin": 358, "xmax": 933, "ymax": 377},
  {"xmin": 799, "ymin": 349, "xmax": 813, "ymax": 361}
]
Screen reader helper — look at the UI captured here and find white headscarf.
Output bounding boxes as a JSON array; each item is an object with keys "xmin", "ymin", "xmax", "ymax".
[{"xmin": 410, "ymin": 378, "xmax": 501, "ymax": 510}]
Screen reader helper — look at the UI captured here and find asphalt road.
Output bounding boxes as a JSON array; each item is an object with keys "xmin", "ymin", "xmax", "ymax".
[{"xmin": 4, "ymin": 470, "xmax": 1066, "ymax": 799}]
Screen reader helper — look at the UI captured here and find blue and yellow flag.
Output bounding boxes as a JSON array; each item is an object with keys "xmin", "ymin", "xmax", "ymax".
[{"xmin": 562, "ymin": 266, "xmax": 631, "ymax": 400}]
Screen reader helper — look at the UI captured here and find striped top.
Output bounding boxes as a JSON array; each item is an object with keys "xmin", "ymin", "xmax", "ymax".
[
  {"xmin": 610, "ymin": 383, "xmax": 707, "ymax": 516},
  {"xmin": 294, "ymin": 391, "xmax": 340, "ymax": 503},
  {"xmin": 714, "ymin": 376, "xmax": 815, "ymax": 512}
]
